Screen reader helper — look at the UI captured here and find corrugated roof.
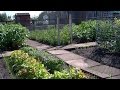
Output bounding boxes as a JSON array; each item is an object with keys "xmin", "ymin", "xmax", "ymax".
[{"xmin": 15, "ymin": 13, "xmax": 30, "ymax": 15}]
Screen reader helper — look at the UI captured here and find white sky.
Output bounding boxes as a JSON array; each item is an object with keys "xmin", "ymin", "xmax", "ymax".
[{"xmin": 0, "ymin": 11, "xmax": 43, "ymax": 18}]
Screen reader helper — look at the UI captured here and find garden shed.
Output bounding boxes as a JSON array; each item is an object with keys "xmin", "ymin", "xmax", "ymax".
[{"xmin": 15, "ymin": 13, "xmax": 30, "ymax": 28}]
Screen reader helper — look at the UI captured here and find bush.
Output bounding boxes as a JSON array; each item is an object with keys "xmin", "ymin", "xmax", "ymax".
[
  {"xmin": 0, "ymin": 23, "xmax": 29, "ymax": 51},
  {"xmin": 97, "ymin": 19, "xmax": 120, "ymax": 53},
  {"xmin": 72, "ymin": 20, "xmax": 96, "ymax": 43}
]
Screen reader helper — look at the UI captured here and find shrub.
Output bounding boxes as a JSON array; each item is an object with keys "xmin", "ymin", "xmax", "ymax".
[
  {"xmin": 72, "ymin": 20, "xmax": 96, "ymax": 43},
  {"xmin": 97, "ymin": 19, "xmax": 120, "ymax": 53},
  {"xmin": 0, "ymin": 23, "xmax": 29, "ymax": 51}
]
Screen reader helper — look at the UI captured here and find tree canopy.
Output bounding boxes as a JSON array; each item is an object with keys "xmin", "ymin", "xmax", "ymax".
[{"xmin": 0, "ymin": 13, "xmax": 11, "ymax": 22}]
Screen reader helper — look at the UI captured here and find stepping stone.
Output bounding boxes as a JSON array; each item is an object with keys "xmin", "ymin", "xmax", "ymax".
[
  {"xmin": 62, "ymin": 44, "xmax": 77, "ymax": 49},
  {"xmin": 65, "ymin": 58, "xmax": 101, "ymax": 69},
  {"xmin": 81, "ymin": 67, "xmax": 110, "ymax": 78},
  {"xmin": 84, "ymin": 59, "xmax": 101, "ymax": 67},
  {"xmin": 47, "ymin": 50, "xmax": 71, "ymax": 55},
  {"xmin": 62, "ymin": 42, "xmax": 97, "ymax": 50},
  {"xmin": 56, "ymin": 53, "xmax": 84, "ymax": 61},
  {"xmin": 74, "ymin": 42, "xmax": 97, "ymax": 48},
  {"xmin": 36, "ymin": 45, "xmax": 50, "ymax": 50},
  {"xmin": 89, "ymin": 65, "xmax": 120, "ymax": 77},
  {"xmin": 65, "ymin": 60, "xmax": 89, "ymax": 68}
]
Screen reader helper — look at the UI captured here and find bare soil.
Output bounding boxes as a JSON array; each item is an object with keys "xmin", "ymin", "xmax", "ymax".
[{"xmin": 69, "ymin": 46, "xmax": 120, "ymax": 69}]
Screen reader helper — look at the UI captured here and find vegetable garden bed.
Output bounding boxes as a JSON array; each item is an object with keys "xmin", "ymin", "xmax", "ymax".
[
  {"xmin": 4, "ymin": 46, "xmax": 90, "ymax": 79},
  {"xmin": 29, "ymin": 20, "xmax": 96, "ymax": 46}
]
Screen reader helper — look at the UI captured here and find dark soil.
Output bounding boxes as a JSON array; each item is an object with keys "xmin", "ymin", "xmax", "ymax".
[
  {"xmin": 72, "ymin": 38, "xmax": 95, "ymax": 44},
  {"xmin": 69, "ymin": 46, "xmax": 120, "ymax": 69},
  {"xmin": 0, "ymin": 57, "xmax": 12, "ymax": 79}
]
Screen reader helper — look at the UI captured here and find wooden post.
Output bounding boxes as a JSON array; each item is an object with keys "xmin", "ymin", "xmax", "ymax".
[
  {"xmin": 69, "ymin": 13, "xmax": 72, "ymax": 44},
  {"xmin": 57, "ymin": 16, "xmax": 60, "ymax": 46}
]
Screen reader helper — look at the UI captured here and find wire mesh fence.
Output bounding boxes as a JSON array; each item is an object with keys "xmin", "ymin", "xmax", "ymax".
[{"xmin": 1, "ymin": 11, "xmax": 120, "ymax": 52}]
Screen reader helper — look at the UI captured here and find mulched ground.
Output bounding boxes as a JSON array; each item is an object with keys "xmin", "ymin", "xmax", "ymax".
[{"xmin": 69, "ymin": 46, "xmax": 120, "ymax": 69}]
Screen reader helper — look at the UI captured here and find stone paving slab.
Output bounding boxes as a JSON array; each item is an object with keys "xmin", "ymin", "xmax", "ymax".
[
  {"xmin": 59, "ymin": 57, "xmax": 101, "ymax": 69},
  {"xmin": 26, "ymin": 40, "xmax": 51, "ymax": 50},
  {"xmin": 65, "ymin": 60, "xmax": 89, "ymax": 68},
  {"xmin": 47, "ymin": 50, "xmax": 71, "ymax": 55},
  {"xmin": 81, "ymin": 67, "xmax": 110, "ymax": 78},
  {"xmin": 89, "ymin": 65, "xmax": 120, "ymax": 77},
  {"xmin": 62, "ymin": 44, "xmax": 77, "ymax": 49},
  {"xmin": 74, "ymin": 42, "xmax": 97, "ymax": 47},
  {"xmin": 62, "ymin": 42, "xmax": 97, "ymax": 50},
  {"xmin": 26, "ymin": 39, "xmax": 42, "ymax": 46},
  {"xmin": 46, "ymin": 47, "xmax": 58, "ymax": 51},
  {"xmin": 84, "ymin": 59, "xmax": 101, "ymax": 67},
  {"xmin": 36, "ymin": 45, "xmax": 51, "ymax": 50},
  {"xmin": 2, "ymin": 51, "xmax": 13, "ymax": 57},
  {"xmin": 56, "ymin": 53, "xmax": 84, "ymax": 61}
]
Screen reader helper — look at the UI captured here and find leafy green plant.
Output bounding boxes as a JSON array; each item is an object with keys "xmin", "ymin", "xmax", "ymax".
[
  {"xmin": 29, "ymin": 21, "xmax": 97, "ymax": 46},
  {"xmin": 5, "ymin": 50, "xmax": 52, "ymax": 79},
  {"xmin": 97, "ymin": 19, "xmax": 120, "ymax": 53},
  {"xmin": 5, "ymin": 49, "xmax": 86, "ymax": 79},
  {"xmin": 20, "ymin": 46, "xmax": 66, "ymax": 73},
  {"xmin": 0, "ymin": 23, "xmax": 29, "ymax": 51},
  {"xmin": 52, "ymin": 67, "xmax": 86, "ymax": 79},
  {"xmin": 72, "ymin": 20, "xmax": 96, "ymax": 43}
]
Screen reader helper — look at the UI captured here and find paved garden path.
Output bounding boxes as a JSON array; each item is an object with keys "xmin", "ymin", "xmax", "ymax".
[{"xmin": 26, "ymin": 39, "xmax": 120, "ymax": 79}]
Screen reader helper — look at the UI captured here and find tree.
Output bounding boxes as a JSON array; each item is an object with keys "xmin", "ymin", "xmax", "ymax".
[
  {"xmin": 0, "ymin": 13, "xmax": 12, "ymax": 21},
  {"xmin": 37, "ymin": 11, "xmax": 48, "ymax": 21},
  {"xmin": 0, "ymin": 13, "xmax": 8, "ymax": 21}
]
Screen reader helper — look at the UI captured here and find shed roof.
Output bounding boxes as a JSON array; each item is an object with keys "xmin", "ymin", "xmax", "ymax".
[{"xmin": 15, "ymin": 13, "xmax": 30, "ymax": 15}]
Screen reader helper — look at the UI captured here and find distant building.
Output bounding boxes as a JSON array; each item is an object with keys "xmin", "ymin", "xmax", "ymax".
[
  {"xmin": 15, "ymin": 13, "xmax": 30, "ymax": 28},
  {"xmin": 47, "ymin": 11, "xmax": 120, "ymax": 25},
  {"xmin": 85, "ymin": 11, "xmax": 120, "ymax": 19}
]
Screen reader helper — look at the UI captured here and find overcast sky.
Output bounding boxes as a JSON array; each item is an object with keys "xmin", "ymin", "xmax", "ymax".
[{"xmin": 0, "ymin": 11, "xmax": 43, "ymax": 18}]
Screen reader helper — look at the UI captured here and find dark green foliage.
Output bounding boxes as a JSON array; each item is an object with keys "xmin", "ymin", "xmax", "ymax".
[
  {"xmin": 29, "ymin": 20, "xmax": 96, "ymax": 46},
  {"xmin": 20, "ymin": 46, "xmax": 65, "ymax": 73},
  {"xmin": 0, "ymin": 23, "xmax": 29, "ymax": 51}
]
